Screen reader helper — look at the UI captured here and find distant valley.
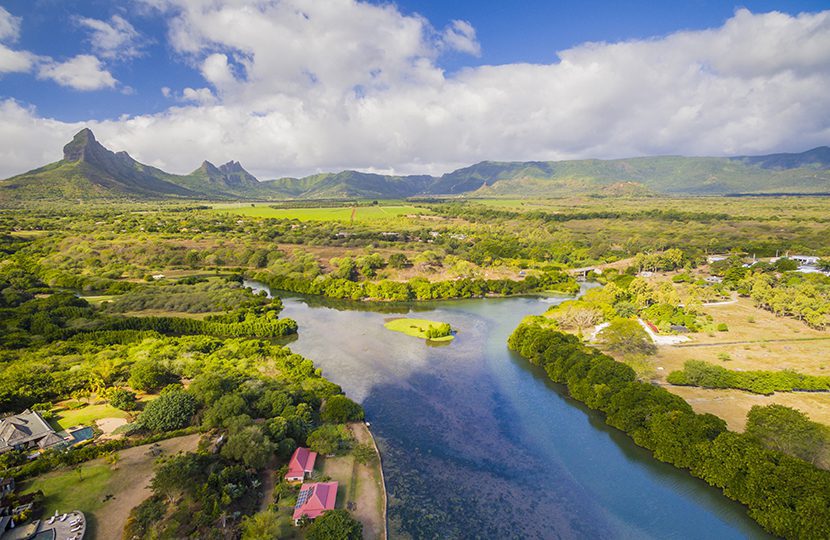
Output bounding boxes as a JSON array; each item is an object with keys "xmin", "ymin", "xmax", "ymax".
[{"xmin": 2, "ymin": 129, "xmax": 829, "ymax": 201}]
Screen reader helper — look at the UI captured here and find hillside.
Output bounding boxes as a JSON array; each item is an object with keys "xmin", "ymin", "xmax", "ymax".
[
  {"xmin": 0, "ymin": 129, "xmax": 265, "ymax": 201},
  {"xmin": 1, "ymin": 129, "xmax": 828, "ymax": 201}
]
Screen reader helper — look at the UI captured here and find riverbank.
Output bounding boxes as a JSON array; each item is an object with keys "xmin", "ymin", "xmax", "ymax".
[
  {"xmin": 319, "ymin": 422, "xmax": 387, "ymax": 540},
  {"xmin": 508, "ymin": 321, "xmax": 830, "ymax": 539}
]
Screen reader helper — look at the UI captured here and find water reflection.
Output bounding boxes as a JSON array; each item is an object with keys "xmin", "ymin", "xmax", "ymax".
[{"xmin": 249, "ymin": 281, "xmax": 771, "ymax": 539}]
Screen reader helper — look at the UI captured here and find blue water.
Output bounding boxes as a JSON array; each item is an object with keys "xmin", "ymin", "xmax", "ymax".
[{"xmin": 251, "ymin": 282, "xmax": 772, "ymax": 539}]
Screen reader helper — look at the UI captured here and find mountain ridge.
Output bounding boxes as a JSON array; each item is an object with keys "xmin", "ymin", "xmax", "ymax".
[{"xmin": 1, "ymin": 129, "xmax": 829, "ymax": 201}]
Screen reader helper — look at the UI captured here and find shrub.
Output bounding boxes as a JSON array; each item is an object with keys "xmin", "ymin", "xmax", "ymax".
[
  {"xmin": 716, "ymin": 323, "xmax": 728, "ymax": 332},
  {"xmin": 138, "ymin": 390, "xmax": 196, "ymax": 432}
]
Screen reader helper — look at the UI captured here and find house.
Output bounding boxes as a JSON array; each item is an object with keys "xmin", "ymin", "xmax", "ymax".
[
  {"xmin": 0, "ymin": 410, "xmax": 64, "ymax": 454},
  {"xmin": 292, "ymin": 481, "xmax": 338, "ymax": 524},
  {"xmin": 285, "ymin": 447, "xmax": 317, "ymax": 482},
  {"xmin": 0, "ymin": 477, "xmax": 14, "ymax": 497},
  {"xmin": 790, "ymin": 255, "xmax": 820, "ymax": 266}
]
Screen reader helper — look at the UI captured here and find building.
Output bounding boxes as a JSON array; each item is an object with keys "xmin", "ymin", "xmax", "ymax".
[
  {"xmin": 0, "ymin": 477, "xmax": 13, "ymax": 497},
  {"xmin": 292, "ymin": 481, "xmax": 338, "ymax": 524},
  {"xmin": 285, "ymin": 447, "xmax": 317, "ymax": 482},
  {"xmin": 0, "ymin": 410, "xmax": 64, "ymax": 454}
]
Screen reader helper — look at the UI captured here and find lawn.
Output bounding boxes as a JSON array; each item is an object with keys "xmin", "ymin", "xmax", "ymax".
[
  {"xmin": 52, "ymin": 403, "xmax": 131, "ymax": 431},
  {"xmin": 384, "ymin": 318, "xmax": 455, "ymax": 342},
  {"xmin": 210, "ymin": 204, "xmax": 428, "ymax": 222},
  {"xmin": 22, "ymin": 463, "xmax": 112, "ymax": 516}
]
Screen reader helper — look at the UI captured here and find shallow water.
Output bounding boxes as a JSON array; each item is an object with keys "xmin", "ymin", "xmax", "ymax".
[{"xmin": 251, "ymin": 282, "xmax": 772, "ymax": 539}]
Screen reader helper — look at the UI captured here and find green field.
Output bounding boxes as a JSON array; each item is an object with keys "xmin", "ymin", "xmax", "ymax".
[
  {"xmin": 52, "ymin": 404, "xmax": 130, "ymax": 430},
  {"xmin": 211, "ymin": 204, "xmax": 429, "ymax": 221},
  {"xmin": 22, "ymin": 463, "xmax": 112, "ymax": 516},
  {"xmin": 384, "ymin": 318, "xmax": 455, "ymax": 341}
]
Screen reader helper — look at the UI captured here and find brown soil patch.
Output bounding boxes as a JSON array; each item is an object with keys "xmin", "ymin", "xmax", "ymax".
[
  {"xmin": 92, "ymin": 434, "xmax": 201, "ymax": 540},
  {"xmin": 649, "ymin": 298, "xmax": 830, "ymax": 430}
]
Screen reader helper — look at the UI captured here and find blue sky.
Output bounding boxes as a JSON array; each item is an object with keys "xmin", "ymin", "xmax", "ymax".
[{"xmin": 0, "ymin": 1, "xmax": 829, "ymax": 178}]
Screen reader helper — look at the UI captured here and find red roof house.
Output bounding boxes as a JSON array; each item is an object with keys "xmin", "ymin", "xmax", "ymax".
[
  {"xmin": 285, "ymin": 447, "xmax": 317, "ymax": 482},
  {"xmin": 292, "ymin": 481, "xmax": 338, "ymax": 523}
]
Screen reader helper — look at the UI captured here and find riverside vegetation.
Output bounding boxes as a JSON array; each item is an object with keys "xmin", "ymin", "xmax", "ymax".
[
  {"xmin": 508, "ymin": 322, "xmax": 830, "ymax": 539},
  {"xmin": 1, "ymin": 195, "xmax": 829, "ymax": 538}
]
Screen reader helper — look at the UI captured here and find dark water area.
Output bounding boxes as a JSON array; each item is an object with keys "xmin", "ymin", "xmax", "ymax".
[{"xmin": 248, "ymin": 282, "xmax": 772, "ymax": 539}]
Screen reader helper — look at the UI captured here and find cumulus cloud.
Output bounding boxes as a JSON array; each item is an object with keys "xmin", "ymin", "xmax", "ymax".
[
  {"xmin": 441, "ymin": 20, "xmax": 481, "ymax": 56},
  {"xmin": 0, "ymin": 6, "xmax": 21, "ymax": 42},
  {"xmin": 37, "ymin": 54, "xmax": 117, "ymax": 91},
  {"xmin": 76, "ymin": 14, "xmax": 146, "ymax": 60},
  {"xmin": 1, "ymin": 3, "xmax": 830, "ymax": 180},
  {"xmin": 0, "ymin": 7, "xmax": 34, "ymax": 74}
]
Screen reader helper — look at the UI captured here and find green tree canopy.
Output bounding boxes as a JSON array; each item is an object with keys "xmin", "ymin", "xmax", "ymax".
[
  {"xmin": 321, "ymin": 395, "xmax": 364, "ymax": 424},
  {"xmin": 138, "ymin": 389, "xmax": 196, "ymax": 432},
  {"xmin": 306, "ymin": 509, "xmax": 363, "ymax": 540}
]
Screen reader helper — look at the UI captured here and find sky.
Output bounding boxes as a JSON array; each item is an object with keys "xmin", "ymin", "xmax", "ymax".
[{"xmin": 0, "ymin": 0, "xmax": 829, "ymax": 179}]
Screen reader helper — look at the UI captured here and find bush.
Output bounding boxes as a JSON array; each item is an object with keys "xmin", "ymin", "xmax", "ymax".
[
  {"xmin": 138, "ymin": 390, "xmax": 197, "ymax": 432},
  {"xmin": 716, "ymin": 323, "xmax": 729, "ymax": 332}
]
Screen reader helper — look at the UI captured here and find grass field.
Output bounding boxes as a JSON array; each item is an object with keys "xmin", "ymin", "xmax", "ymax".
[
  {"xmin": 21, "ymin": 434, "xmax": 201, "ymax": 540},
  {"xmin": 23, "ymin": 463, "xmax": 113, "ymax": 517},
  {"xmin": 318, "ymin": 423, "xmax": 386, "ymax": 540},
  {"xmin": 651, "ymin": 298, "xmax": 830, "ymax": 430},
  {"xmin": 52, "ymin": 403, "xmax": 131, "ymax": 431},
  {"xmin": 211, "ymin": 204, "xmax": 429, "ymax": 221},
  {"xmin": 384, "ymin": 318, "xmax": 455, "ymax": 342}
]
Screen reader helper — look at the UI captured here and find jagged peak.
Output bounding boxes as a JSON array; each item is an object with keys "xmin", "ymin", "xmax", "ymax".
[{"xmin": 63, "ymin": 128, "xmax": 104, "ymax": 162}]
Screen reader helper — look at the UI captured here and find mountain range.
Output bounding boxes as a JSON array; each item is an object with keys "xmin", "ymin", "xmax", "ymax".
[{"xmin": 1, "ymin": 129, "xmax": 829, "ymax": 201}]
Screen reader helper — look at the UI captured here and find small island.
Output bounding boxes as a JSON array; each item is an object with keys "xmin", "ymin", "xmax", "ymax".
[{"xmin": 384, "ymin": 318, "xmax": 455, "ymax": 341}]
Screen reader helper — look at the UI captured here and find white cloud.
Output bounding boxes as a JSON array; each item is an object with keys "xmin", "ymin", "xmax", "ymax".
[
  {"xmin": 76, "ymin": 14, "xmax": 146, "ymax": 60},
  {"xmin": 2, "ymin": 4, "xmax": 830, "ymax": 180},
  {"xmin": 37, "ymin": 54, "xmax": 117, "ymax": 91},
  {"xmin": 0, "ymin": 7, "xmax": 21, "ymax": 42},
  {"xmin": 0, "ymin": 44, "xmax": 34, "ymax": 73},
  {"xmin": 0, "ymin": 8, "xmax": 34, "ymax": 74},
  {"xmin": 442, "ymin": 20, "xmax": 481, "ymax": 56}
]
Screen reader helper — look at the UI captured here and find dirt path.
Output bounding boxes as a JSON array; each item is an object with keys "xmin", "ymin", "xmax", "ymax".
[
  {"xmin": 259, "ymin": 455, "xmax": 278, "ymax": 512},
  {"xmin": 93, "ymin": 434, "xmax": 201, "ymax": 540}
]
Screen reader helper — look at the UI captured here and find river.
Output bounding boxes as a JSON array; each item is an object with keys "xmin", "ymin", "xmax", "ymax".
[{"xmin": 248, "ymin": 281, "xmax": 772, "ymax": 539}]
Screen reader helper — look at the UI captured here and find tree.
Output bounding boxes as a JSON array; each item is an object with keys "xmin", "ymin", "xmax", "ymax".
[
  {"xmin": 221, "ymin": 425, "xmax": 274, "ymax": 468},
  {"xmin": 306, "ymin": 509, "xmax": 363, "ymax": 540},
  {"xmin": 597, "ymin": 318, "xmax": 656, "ymax": 356},
  {"xmin": 321, "ymin": 395, "xmax": 364, "ymax": 424},
  {"xmin": 128, "ymin": 358, "xmax": 178, "ymax": 393},
  {"xmin": 746, "ymin": 405, "xmax": 828, "ymax": 465},
  {"xmin": 241, "ymin": 510, "xmax": 292, "ymax": 539},
  {"xmin": 138, "ymin": 390, "xmax": 197, "ymax": 432},
  {"xmin": 307, "ymin": 424, "xmax": 352, "ymax": 456},
  {"xmin": 202, "ymin": 393, "xmax": 249, "ymax": 429},
  {"xmin": 388, "ymin": 253, "xmax": 410, "ymax": 269},
  {"xmin": 106, "ymin": 388, "xmax": 138, "ymax": 411}
]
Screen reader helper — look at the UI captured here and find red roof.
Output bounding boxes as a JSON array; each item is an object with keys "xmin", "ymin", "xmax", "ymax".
[
  {"xmin": 293, "ymin": 481, "xmax": 338, "ymax": 521},
  {"xmin": 285, "ymin": 447, "xmax": 317, "ymax": 480}
]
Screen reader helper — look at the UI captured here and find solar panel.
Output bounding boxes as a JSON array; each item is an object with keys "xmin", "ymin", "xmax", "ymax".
[{"xmin": 295, "ymin": 487, "xmax": 313, "ymax": 507}]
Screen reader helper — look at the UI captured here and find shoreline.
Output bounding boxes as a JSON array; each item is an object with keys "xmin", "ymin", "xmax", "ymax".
[{"xmin": 362, "ymin": 421, "xmax": 388, "ymax": 540}]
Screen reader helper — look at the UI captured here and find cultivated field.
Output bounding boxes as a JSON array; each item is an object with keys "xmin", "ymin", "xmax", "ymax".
[{"xmin": 211, "ymin": 204, "xmax": 429, "ymax": 222}]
